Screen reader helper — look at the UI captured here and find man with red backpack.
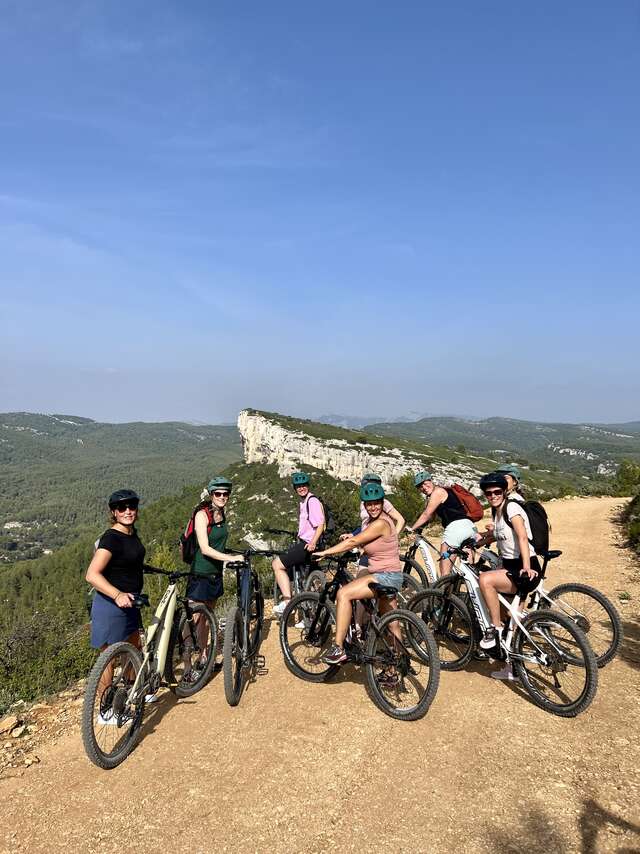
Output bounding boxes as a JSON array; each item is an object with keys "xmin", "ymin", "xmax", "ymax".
[{"xmin": 406, "ymin": 471, "xmax": 483, "ymax": 577}]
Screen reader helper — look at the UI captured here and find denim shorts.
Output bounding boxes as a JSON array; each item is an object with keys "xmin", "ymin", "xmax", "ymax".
[
  {"xmin": 372, "ymin": 571, "xmax": 404, "ymax": 590},
  {"xmin": 442, "ymin": 519, "xmax": 477, "ymax": 548}
]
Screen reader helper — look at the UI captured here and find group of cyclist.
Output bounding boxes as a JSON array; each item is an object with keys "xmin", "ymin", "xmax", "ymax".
[{"xmin": 86, "ymin": 460, "xmax": 540, "ymax": 685}]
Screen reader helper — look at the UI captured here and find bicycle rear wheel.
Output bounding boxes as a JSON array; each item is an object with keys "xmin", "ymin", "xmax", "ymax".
[
  {"xmin": 513, "ymin": 609, "xmax": 598, "ymax": 717},
  {"xmin": 365, "ymin": 609, "xmax": 440, "ymax": 720},
  {"xmin": 279, "ymin": 592, "xmax": 339, "ymax": 682},
  {"xmin": 81, "ymin": 641, "xmax": 144, "ymax": 769},
  {"xmin": 408, "ymin": 588, "xmax": 474, "ymax": 670},
  {"xmin": 223, "ymin": 605, "xmax": 245, "ymax": 706},
  {"xmin": 165, "ymin": 603, "xmax": 217, "ymax": 697},
  {"xmin": 544, "ymin": 582, "xmax": 622, "ymax": 667}
]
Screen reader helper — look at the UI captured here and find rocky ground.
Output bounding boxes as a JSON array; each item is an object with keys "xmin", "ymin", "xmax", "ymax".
[{"xmin": 0, "ymin": 496, "xmax": 638, "ymax": 853}]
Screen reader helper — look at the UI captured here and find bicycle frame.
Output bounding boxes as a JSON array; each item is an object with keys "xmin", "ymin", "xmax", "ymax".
[
  {"xmin": 447, "ymin": 554, "xmax": 556, "ymax": 666},
  {"xmin": 126, "ymin": 582, "xmax": 179, "ymax": 704}
]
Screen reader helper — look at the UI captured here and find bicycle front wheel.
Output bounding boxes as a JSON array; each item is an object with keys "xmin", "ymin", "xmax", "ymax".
[
  {"xmin": 304, "ymin": 569, "xmax": 326, "ymax": 594},
  {"xmin": 513, "ymin": 609, "xmax": 598, "ymax": 717},
  {"xmin": 365, "ymin": 609, "xmax": 440, "ymax": 721},
  {"xmin": 280, "ymin": 592, "xmax": 339, "ymax": 682},
  {"xmin": 403, "ymin": 557, "xmax": 430, "ymax": 590},
  {"xmin": 165, "ymin": 603, "xmax": 217, "ymax": 697},
  {"xmin": 81, "ymin": 641, "xmax": 144, "ymax": 769},
  {"xmin": 545, "ymin": 582, "xmax": 622, "ymax": 667},
  {"xmin": 408, "ymin": 588, "xmax": 474, "ymax": 670},
  {"xmin": 223, "ymin": 605, "xmax": 245, "ymax": 706}
]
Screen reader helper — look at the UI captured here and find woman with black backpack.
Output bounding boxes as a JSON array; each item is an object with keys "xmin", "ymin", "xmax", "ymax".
[{"xmin": 477, "ymin": 472, "xmax": 541, "ymax": 681}]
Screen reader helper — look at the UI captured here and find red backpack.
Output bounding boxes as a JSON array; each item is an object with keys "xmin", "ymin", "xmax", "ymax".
[
  {"xmin": 449, "ymin": 484, "xmax": 484, "ymax": 522},
  {"xmin": 179, "ymin": 503, "xmax": 214, "ymax": 564}
]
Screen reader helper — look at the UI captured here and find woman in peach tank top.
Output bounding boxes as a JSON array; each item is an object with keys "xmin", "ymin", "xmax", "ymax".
[{"xmin": 312, "ymin": 482, "xmax": 403, "ymax": 665}]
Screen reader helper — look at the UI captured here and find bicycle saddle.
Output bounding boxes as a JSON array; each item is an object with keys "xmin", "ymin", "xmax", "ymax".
[
  {"xmin": 544, "ymin": 550, "xmax": 563, "ymax": 560},
  {"xmin": 368, "ymin": 582, "xmax": 399, "ymax": 598},
  {"xmin": 226, "ymin": 560, "xmax": 248, "ymax": 569},
  {"xmin": 131, "ymin": 593, "xmax": 150, "ymax": 608}
]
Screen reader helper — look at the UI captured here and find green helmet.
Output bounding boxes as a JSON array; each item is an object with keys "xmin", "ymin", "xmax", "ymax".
[
  {"xmin": 414, "ymin": 471, "xmax": 433, "ymax": 487},
  {"xmin": 207, "ymin": 476, "xmax": 233, "ymax": 493},
  {"xmin": 291, "ymin": 472, "xmax": 310, "ymax": 486},
  {"xmin": 361, "ymin": 472, "xmax": 382, "ymax": 485},
  {"xmin": 360, "ymin": 482, "xmax": 385, "ymax": 502},
  {"xmin": 495, "ymin": 463, "xmax": 522, "ymax": 481}
]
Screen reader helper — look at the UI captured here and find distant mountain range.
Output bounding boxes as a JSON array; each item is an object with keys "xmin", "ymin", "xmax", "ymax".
[
  {"xmin": 364, "ymin": 416, "xmax": 640, "ymax": 477},
  {"xmin": 317, "ymin": 412, "xmax": 432, "ymax": 429}
]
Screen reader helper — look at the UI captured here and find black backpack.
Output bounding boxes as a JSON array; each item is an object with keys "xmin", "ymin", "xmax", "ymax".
[
  {"xmin": 305, "ymin": 494, "xmax": 336, "ymax": 544},
  {"xmin": 502, "ymin": 498, "xmax": 550, "ymax": 556}
]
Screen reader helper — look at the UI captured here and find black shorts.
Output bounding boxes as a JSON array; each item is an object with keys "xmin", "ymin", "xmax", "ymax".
[
  {"xmin": 503, "ymin": 556, "xmax": 541, "ymax": 595},
  {"xmin": 279, "ymin": 540, "xmax": 313, "ymax": 572},
  {"xmin": 187, "ymin": 574, "xmax": 223, "ymax": 603}
]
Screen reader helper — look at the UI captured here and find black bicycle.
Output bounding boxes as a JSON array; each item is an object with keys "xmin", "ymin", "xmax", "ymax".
[
  {"xmin": 268, "ymin": 527, "xmax": 314, "ymax": 607},
  {"xmin": 222, "ymin": 549, "xmax": 278, "ymax": 706},
  {"xmin": 279, "ymin": 554, "xmax": 440, "ymax": 721}
]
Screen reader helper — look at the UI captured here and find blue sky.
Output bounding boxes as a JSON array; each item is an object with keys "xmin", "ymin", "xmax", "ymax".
[{"xmin": 1, "ymin": 1, "xmax": 639, "ymax": 424}]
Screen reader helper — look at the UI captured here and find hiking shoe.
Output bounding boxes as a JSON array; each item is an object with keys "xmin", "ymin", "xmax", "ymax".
[
  {"xmin": 490, "ymin": 664, "xmax": 517, "ymax": 682},
  {"xmin": 294, "ymin": 618, "xmax": 306, "ymax": 629},
  {"xmin": 272, "ymin": 600, "xmax": 289, "ymax": 617},
  {"xmin": 321, "ymin": 644, "xmax": 347, "ymax": 665},
  {"xmin": 97, "ymin": 712, "xmax": 118, "ymax": 726},
  {"xmin": 479, "ymin": 626, "xmax": 501, "ymax": 650},
  {"xmin": 144, "ymin": 692, "xmax": 159, "ymax": 703}
]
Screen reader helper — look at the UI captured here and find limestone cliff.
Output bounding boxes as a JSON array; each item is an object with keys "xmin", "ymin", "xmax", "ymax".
[{"xmin": 237, "ymin": 409, "xmax": 486, "ymax": 492}]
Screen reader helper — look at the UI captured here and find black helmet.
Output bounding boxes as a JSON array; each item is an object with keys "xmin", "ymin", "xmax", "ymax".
[
  {"xmin": 479, "ymin": 473, "xmax": 508, "ymax": 493},
  {"xmin": 108, "ymin": 488, "xmax": 140, "ymax": 508}
]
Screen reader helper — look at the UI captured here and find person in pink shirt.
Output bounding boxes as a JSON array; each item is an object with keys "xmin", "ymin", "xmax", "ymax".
[{"xmin": 272, "ymin": 472, "xmax": 325, "ymax": 616}]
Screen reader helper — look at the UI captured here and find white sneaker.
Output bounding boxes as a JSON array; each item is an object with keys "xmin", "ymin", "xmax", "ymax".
[
  {"xmin": 145, "ymin": 693, "xmax": 159, "ymax": 704},
  {"xmin": 272, "ymin": 600, "xmax": 289, "ymax": 616},
  {"xmin": 490, "ymin": 664, "xmax": 517, "ymax": 682},
  {"xmin": 294, "ymin": 619, "xmax": 306, "ymax": 629},
  {"xmin": 97, "ymin": 712, "xmax": 118, "ymax": 726}
]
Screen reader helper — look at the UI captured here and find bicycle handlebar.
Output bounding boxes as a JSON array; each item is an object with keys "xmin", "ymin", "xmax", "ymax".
[{"xmin": 266, "ymin": 527, "xmax": 297, "ymax": 538}]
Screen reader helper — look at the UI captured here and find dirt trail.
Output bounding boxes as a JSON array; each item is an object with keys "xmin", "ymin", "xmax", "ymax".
[{"xmin": 1, "ymin": 497, "xmax": 639, "ymax": 854}]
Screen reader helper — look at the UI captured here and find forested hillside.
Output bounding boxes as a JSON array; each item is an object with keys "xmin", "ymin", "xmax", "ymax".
[
  {"xmin": 0, "ymin": 413, "xmax": 241, "ymax": 562},
  {"xmin": 0, "ymin": 461, "xmax": 371, "ymax": 714},
  {"xmin": 365, "ymin": 415, "xmax": 640, "ymax": 479}
]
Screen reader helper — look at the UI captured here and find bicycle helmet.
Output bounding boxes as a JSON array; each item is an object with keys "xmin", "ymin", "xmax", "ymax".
[
  {"xmin": 479, "ymin": 472, "xmax": 508, "ymax": 492},
  {"xmin": 361, "ymin": 472, "xmax": 382, "ymax": 485},
  {"xmin": 291, "ymin": 472, "xmax": 310, "ymax": 486},
  {"xmin": 360, "ymin": 482, "xmax": 385, "ymax": 502},
  {"xmin": 495, "ymin": 463, "xmax": 522, "ymax": 481},
  {"xmin": 207, "ymin": 476, "xmax": 233, "ymax": 493},
  {"xmin": 413, "ymin": 471, "xmax": 433, "ymax": 487},
  {"xmin": 108, "ymin": 488, "xmax": 139, "ymax": 508}
]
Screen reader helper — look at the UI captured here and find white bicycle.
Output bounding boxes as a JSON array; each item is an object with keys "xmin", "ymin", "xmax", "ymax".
[{"xmin": 407, "ymin": 542, "xmax": 599, "ymax": 717}]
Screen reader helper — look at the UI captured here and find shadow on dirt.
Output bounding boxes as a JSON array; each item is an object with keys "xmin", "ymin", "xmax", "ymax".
[
  {"xmin": 619, "ymin": 613, "xmax": 640, "ymax": 671},
  {"xmin": 484, "ymin": 798, "xmax": 640, "ymax": 853}
]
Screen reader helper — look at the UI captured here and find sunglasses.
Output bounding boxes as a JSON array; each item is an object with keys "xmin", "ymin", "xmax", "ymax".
[
  {"xmin": 483, "ymin": 489, "xmax": 504, "ymax": 498},
  {"xmin": 113, "ymin": 501, "xmax": 139, "ymax": 512},
  {"xmin": 212, "ymin": 491, "xmax": 230, "ymax": 498}
]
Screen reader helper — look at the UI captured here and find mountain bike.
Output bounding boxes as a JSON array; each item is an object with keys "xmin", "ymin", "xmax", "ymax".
[
  {"xmin": 305, "ymin": 556, "xmax": 423, "ymax": 605},
  {"xmin": 279, "ymin": 554, "xmax": 440, "ymax": 721},
  {"xmin": 222, "ymin": 549, "xmax": 278, "ymax": 706},
  {"xmin": 268, "ymin": 527, "xmax": 314, "ymax": 608},
  {"xmin": 82, "ymin": 566, "xmax": 217, "ymax": 769},
  {"xmin": 431, "ymin": 539, "xmax": 622, "ymax": 667},
  {"xmin": 408, "ymin": 545, "xmax": 598, "ymax": 717}
]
